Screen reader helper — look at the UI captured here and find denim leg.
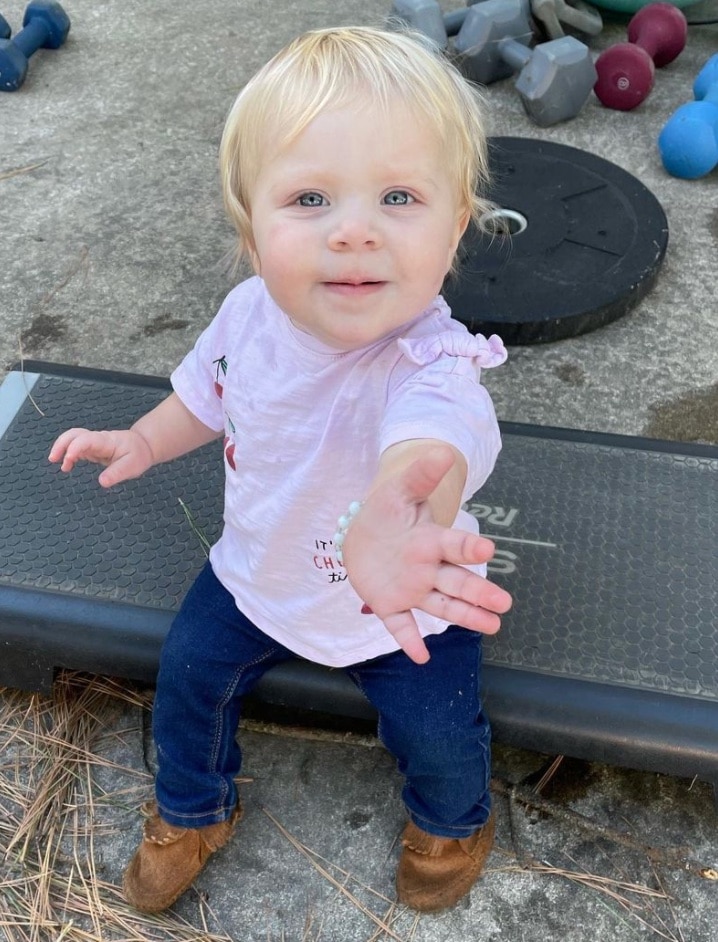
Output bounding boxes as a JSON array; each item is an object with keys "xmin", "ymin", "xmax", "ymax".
[
  {"xmin": 152, "ymin": 561, "xmax": 295, "ymax": 828},
  {"xmin": 347, "ymin": 627, "xmax": 491, "ymax": 838}
]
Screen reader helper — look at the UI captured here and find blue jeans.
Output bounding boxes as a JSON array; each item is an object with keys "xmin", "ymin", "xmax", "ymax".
[{"xmin": 153, "ymin": 561, "xmax": 492, "ymax": 838}]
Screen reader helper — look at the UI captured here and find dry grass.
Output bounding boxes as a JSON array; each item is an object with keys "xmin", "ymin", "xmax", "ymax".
[
  {"xmin": 0, "ymin": 161, "xmax": 49, "ymax": 183},
  {"xmin": 0, "ymin": 671, "xmax": 704, "ymax": 942},
  {"xmin": 263, "ymin": 808, "xmax": 409, "ymax": 942},
  {"xmin": 0, "ymin": 673, "xmax": 233, "ymax": 942}
]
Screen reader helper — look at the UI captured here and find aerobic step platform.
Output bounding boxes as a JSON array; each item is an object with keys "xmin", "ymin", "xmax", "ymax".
[{"xmin": 1, "ymin": 363, "xmax": 717, "ymax": 794}]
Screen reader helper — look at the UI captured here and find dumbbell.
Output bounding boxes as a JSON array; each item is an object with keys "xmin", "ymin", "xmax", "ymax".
[
  {"xmin": 389, "ymin": 0, "xmax": 602, "ymax": 46},
  {"xmin": 594, "ymin": 2, "xmax": 687, "ymax": 111},
  {"xmin": 0, "ymin": 14, "xmax": 11, "ymax": 39},
  {"xmin": 0, "ymin": 0, "xmax": 71, "ymax": 92},
  {"xmin": 387, "ymin": 0, "xmax": 472, "ymax": 48},
  {"xmin": 454, "ymin": 0, "xmax": 596, "ymax": 126},
  {"xmin": 658, "ymin": 55, "xmax": 718, "ymax": 180},
  {"xmin": 531, "ymin": 0, "xmax": 602, "ymax": 41},
  {"xmin": 388, "ymin": 0, "xmax": 448, "ymax": 47}
]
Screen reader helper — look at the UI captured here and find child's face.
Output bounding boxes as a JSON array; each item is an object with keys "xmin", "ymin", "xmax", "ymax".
[{"xmin": 248, "ymin": 98, "xmax": 469, "ymax": 351}]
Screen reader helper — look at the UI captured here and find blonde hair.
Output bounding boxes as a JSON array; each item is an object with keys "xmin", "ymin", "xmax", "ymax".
[{"xmin": 219, "ymin": 25, "xmax": 491, "ymax": 265}]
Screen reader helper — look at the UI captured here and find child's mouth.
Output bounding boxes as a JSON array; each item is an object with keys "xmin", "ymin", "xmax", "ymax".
[{"xmin": 325, "ymin": 280, "xmax": 385, "ymax": 296}]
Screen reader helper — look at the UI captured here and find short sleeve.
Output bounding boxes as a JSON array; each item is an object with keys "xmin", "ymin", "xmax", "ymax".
[
  {"xmin": 170, "ymin": 289, "xmax": 246, "ymax": 432},
  {"xmin": 380, "ymin": 331, "xmax": 507, "ymax": 500}
]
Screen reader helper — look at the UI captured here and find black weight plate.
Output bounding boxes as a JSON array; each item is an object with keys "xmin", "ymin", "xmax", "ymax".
[{"xmin": 443, "ymin": 137, "xmax": 669, "ymax": 345}]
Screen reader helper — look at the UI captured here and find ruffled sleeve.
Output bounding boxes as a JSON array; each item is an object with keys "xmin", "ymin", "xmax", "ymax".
[
  {"xmin": 397, "ymin": 331, "xmax": 507, "ymax": 368},
  {"xmin": 382, "ymin": 321, "xmax": 507, "ymax": 504}
]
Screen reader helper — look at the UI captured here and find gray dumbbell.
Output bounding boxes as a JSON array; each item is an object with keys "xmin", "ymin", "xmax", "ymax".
[
  {"xmin": 387, "ymin": 0, "xmax": 484, "ymax": 47},
  {"xmin": 531, "ymin": 0, "xmax": 602, "ymax": 41},
  {"xmin": 455, "ymin": 0, "xmax": 596, "ymax": 125},
  {"xmin": 389, "ymin": 0, "xmax": 602, "ymax": 47},
  {"xmin": 387, "ymin": 0, "xmax": 450, "ymax": 47}
]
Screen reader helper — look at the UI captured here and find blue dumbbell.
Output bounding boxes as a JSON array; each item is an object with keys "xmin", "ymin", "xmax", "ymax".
[
  {"xmin": 658, "ymin": 54, "xmax": 718, "ymax": 179},
  {"xmin": 0, "ymin": 0, "xmax": 71, "ymax": 92},
  {"xmin": 0, "ymin": 14, "xmax": 11, "ymax": 39}
]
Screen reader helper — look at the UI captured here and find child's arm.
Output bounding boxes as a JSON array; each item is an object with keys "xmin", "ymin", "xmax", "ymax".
[
  {"xmin": 49, "ymin": 392, "xmax": 222, "ymax": 488},
  {"xmin": 341, "ymin": 441, "xmax": 512, "ymax": 665}
]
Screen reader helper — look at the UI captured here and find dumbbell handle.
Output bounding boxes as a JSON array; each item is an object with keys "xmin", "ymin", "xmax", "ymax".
[
  {"xmin": 445, "ymin": 8, "xmax": 468, "ymax": 36},
  {"xmin": 627, "ymin": 3, "xmax": 686, "ymax": 68},
  {"xmin": 12, "ymin": 17, "xmax": 53, "ymax": 58},
  {"xmin": 498, "ymin": 37, "xmax": 532, "ymax": 72},
  {"xmin": 632, "ymin": 21, "xmax": 676, "ymax": 64},
  {"xmin": 695, "ymin": 75, "xmax": 718, "ymax": 105}
]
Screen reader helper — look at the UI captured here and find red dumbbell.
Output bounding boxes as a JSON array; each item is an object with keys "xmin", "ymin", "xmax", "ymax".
[{"xmin": 594, "ymin": 2, "xmax": 687, "ymax": 111}]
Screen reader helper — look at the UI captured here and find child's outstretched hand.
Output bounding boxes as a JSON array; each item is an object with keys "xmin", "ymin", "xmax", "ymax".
[
  {"xmin": 342, "ymin": 446, "xmax": 512, "ymax": 665},
  {"xmin": 49, "ymin": 428, "xmax": 154, "ymax": 488}
]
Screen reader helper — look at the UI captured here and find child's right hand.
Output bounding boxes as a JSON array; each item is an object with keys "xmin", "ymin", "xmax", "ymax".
[
  {"xmin": 342, "ymin": 446, "xmax": 512, "ymax": 664},
  {"xmin": 49, "ymin": 428, "xmax": 154, "ymax": 488}
]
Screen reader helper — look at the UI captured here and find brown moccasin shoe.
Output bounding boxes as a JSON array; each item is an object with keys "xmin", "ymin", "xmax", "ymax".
[
  {"xmin": 122, "ymin": 801, "xmax": 242, "ymax": 913},
  {"xmin": 396, "ymin": 812, "xmax": 495, "ymax": 912}
]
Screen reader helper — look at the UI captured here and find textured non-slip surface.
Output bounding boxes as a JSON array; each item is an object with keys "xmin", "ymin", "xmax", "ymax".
[
  {"xmin": 0, "ymin": 371, "xmax": 220, "ymax": 610},
  {"xmin": 478, "ymin": 432, "xmax": 718, "ymax": 700},
  {"xmin": 1, "ymin": 368, "xmax": 716, "ymax": 702}
]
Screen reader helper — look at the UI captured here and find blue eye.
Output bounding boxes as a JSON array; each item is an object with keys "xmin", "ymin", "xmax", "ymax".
[
  {"xmin": 297, "ymin": 192, "xmax": 326, "ymax": 207},
  {"xmin": 383, "ymin": 190, "xmax": 413, "ymax": 206}
]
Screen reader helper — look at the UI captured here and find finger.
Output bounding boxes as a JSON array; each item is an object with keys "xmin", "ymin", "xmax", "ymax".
[
  {"xmin": 48, "ymin": 428, "xmax": 88, "ymax": 464},
  {"xmin": 397, "ymin": 446, "xmax": 456, "ymax": 506},
  {"xmin": 421, "ymin": 590, "xmax": 504, "ymax": 635},
  {"xmin": 61, "ymin": 432, "xmax": 117, "ymax": 471},
  {"xmin": 98, "ymin": 465, "xmax": 121, "ymax": 488},
  {"xmin": 97, "ymin": 453, "xmax": 141, "ymax": 489},
  {"xmin": 434, "ymin": 562, "xmax": 513, "ymax": 615},
  {"xmin": 382, "ymin": 611, "xmax": 431, "ymax": 664},
  {"xmin": 439, "ymin": 530, "xmax": 497, "ymax": 566}
]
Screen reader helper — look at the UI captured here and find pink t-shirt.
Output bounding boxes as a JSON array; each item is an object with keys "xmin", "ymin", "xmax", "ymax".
[{"xmin": 171, "ymin": 276, "xmax": 506, "ymax": 666}]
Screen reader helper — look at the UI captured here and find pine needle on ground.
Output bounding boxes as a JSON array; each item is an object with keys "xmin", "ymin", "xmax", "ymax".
[{"xmin": 0, "ymin": 674, "xmax": 231, "ymax": 942}]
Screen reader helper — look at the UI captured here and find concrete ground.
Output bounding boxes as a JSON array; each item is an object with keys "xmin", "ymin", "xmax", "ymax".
[{"xmin": 1, "ymin": 1, "xmax": 717, "ymax": 940}]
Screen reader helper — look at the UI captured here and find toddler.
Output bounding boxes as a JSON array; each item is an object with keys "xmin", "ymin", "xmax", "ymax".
[{"xmin": 49, "ymin": 26, "xmax": 512, "ymax": 915}]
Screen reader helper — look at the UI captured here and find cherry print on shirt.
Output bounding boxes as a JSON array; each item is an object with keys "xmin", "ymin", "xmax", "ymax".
[
  {"xmin": 213, "ymin": 355, "xmax": 228, "ymax": 398},
  {"xmin": 224, "ymin": 414, "xmax": 236, "ymax": 471},
  {"xmin": 223, "ymin": 436, "xmax": 236, "ymax": 470}
]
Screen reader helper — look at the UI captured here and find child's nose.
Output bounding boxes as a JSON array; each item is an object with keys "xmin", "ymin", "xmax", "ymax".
[{"xmin": 328, "ymin": 204, "xmax": 382, "ymax": 251}]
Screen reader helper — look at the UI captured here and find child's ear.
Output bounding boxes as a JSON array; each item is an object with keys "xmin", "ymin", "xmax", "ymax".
[
  {"xmin": 448, "ymin": 209, "xmax": 471, "ymax": 268},
  {"xmin": 456, "ymin": 208, "xmax": 471, "ymax": 241}
]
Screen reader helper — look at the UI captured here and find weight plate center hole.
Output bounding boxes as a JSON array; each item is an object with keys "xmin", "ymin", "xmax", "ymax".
[{"xmin": 478, "ymin": 207, "xmax": 528, "ymax": 237}]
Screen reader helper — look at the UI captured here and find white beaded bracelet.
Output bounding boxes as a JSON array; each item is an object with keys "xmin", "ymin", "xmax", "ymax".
[{"xmin": 333, "ymin": 500, "xmax": 362, "ymax": 565}]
